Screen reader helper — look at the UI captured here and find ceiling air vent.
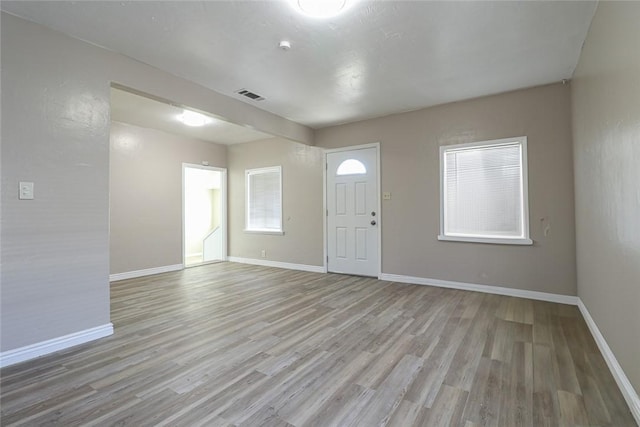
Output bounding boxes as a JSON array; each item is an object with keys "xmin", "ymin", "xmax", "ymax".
[{"xmin": 235, "ymin": 89, "xmax": 265, "ymax": 101}]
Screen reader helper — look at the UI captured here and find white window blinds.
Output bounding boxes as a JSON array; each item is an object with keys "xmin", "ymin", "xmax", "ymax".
[
  {"xmin": 246, "ymin": 167, "xmax": 282, "ymax": 232},
  {"xmin": 440, "ymin": 137, "xmax": 531, "ymax": 244}
]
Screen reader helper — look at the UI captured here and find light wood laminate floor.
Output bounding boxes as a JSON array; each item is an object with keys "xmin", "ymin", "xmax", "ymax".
[{"xmin": 0, "ymin": 262, "xmax": 635, "ymax": 426}]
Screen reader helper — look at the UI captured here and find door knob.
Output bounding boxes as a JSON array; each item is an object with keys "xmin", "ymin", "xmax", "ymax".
[{"xmin": 371, "ymin": 220, "xmax": 377, "ymax": 226}]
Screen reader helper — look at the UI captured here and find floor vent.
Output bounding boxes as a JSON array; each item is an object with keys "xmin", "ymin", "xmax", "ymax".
[{"xmin": 235, "ymin": 89, "xmax": 265, "ymax": 101}]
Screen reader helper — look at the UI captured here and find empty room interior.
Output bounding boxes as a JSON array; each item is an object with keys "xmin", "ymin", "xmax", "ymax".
[{"xmin": 0, "ymin": 1, "xmax": 638, "ymax": 426}]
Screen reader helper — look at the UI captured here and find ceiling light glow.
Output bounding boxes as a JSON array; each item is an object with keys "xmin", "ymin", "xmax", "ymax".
[
  {"xmin": 279, "ymin": 40, "xmax": 291, "ymax": 50},
  {"xmin": 178, "ymin": 110, "xmax": 213, "ymax": 127},
  {"xmin": 294, "ymin": 0, "xmax": 348, "ymax": 18}
]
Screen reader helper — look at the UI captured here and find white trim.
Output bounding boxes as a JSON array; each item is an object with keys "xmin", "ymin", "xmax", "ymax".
[
  {"xmin": 376, "ymin": 144, "xmax": 382, "ymax": 279},
  {"xmin": 577, "ymin": 300, "xmax": 640, "ymax": 424},
  {"xmin": 378, "ymin": 273, "xmax": 578, "ymax": 305},
  {"xmin": 437, "ymin": 235, "xmax": 533, "ymax": 245},
  {"xmin": 245, "ymin": 165, "xmax": 283, "ymax": 234},
  {"xmin": 242, "ymin": 229, "xmax": 285, "ymax": 236},
  {"xmin": 322, "ymin": 150, "xmax": 328, "ymax": 272},
  {"xmin": 0, "ymin": 323, "xmax": 114, "ymax": 368},
  {"xmin": 109, "ymin": 264, "xmax": 183, "ymax": 282},
  {"xmin": 228, "ymin": 256, "xmax": 326, "ymax": 274},
  {"xmin": 439, "ymin": 136, "xmax": 531, "ymax": 245},
  {"xmin": 323, "ymin": 142, "xmax": 381, "ymax": 154},
  {"xmin": 323, "ymin": 142, "xmax": 382, "ymax": 277}
]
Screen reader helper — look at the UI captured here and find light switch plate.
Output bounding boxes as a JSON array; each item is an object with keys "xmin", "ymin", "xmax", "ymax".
[
  {"xmin": 382, "ymin": 192, "xmax": 391, "ymax": 200},
  {"xmin": 19, "ymin": 181, "xmax": 34, "ymax": 200}
]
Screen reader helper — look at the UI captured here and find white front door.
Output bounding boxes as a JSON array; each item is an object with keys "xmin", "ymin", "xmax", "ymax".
[{"xmin": 326, "ymin": 147, "xmax": 379, "ymax": 277}]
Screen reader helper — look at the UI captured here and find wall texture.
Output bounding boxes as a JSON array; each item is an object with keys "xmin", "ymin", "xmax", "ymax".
[
  {"xmin": 110, "ymin": 121, "xmax": 226, "ymax": 274},
  {"xmin": 228, "ymin": 138, "xmax": 324, "ymax": 267},
  {"xmin": 1, "ymin": 13, "xmax": 112, "ymax": 351},
  {"xmin": 571, "ymin": 2, "xmax": 640, "ymax": 393},
  {"xmin": 0, "ymin": 13, "xmax": 309, "ymax": 353},
  {"xmin": 316, "ymin": 83, "xmax": 577, "ymax": 295}
]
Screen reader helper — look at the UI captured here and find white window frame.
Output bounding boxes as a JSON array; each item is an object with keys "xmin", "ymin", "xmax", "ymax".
[
  {"xmin": 438, "ymin": 136, "xmax": 532, "ymax": 245},
  {"xmin": 245, "ymin": 166, "xmax": 284, "ymax": 235}
]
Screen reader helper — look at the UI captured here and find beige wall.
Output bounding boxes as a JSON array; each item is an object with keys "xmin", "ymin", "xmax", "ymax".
[
  {"xmin": 0, "ymin": 12, "xmax": 309, "ymax": 353},
  {"xmin": 2, "ymin": 13, "xmax": 111, "ymax": 351},
  {"xmin": 109, "ymin": 121, "xmax": 226, "ymax": 274},
  {"xmin": 316, "ymin": 83, "xmax": 577, "ymax": 295},
  {"xmin": 571, "ymin": 2, "xmax": 640, "ymax": 393},
  {"xmin": 228, "ymin": 137, "xmax": 324, "ymax": 266}
]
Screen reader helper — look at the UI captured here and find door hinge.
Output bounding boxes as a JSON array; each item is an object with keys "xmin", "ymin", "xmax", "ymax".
[
  {"xmin": 327, "ymin": 256, "xmax": 329, "ymax": 263},
  {"xmin": 326, "ymin": 209, "xmax": 328, "ymax": 216},
  {"xmin": 325, "ymin": 163, "xmax": 328, "ymax": 170}
]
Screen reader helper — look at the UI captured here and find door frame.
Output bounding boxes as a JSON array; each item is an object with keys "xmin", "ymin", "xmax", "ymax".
[
  {"xmin": 323, "ymin": 142, "xmax": 381, "ymax": 277},
  {"xmin": 182, "ymin": 163, "xmax": 228, "ymax": 267}
]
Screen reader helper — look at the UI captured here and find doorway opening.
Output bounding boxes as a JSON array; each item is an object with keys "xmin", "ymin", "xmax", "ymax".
[{"xmin": 183, "ymin": 164, "xmax": 227, "ymax": 267}]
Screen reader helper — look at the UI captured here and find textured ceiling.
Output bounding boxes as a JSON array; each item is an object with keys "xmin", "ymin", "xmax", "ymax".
[{"xmin": 2, "ymin": 1, "xmax": 597, "ymax": 129}]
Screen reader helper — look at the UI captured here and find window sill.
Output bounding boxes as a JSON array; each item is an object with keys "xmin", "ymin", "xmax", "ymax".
[
  {"xmin": 438, "ymin": 235, "xmax": 533, "ymax": 246},
  {"xmin": 244, "ymin": 229, "xmax": 284, "ymax": 236}
]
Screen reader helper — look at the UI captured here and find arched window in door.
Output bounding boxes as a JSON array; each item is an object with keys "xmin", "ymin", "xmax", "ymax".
[{"xmin": 336, "ymin": 159, "xmax": 366, "ymax": 176}]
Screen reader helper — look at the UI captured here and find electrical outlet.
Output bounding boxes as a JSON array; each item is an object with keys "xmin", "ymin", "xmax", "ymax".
[
  {"xmin": 382, "ymin": 192, "xmax": 391, "ymax": 200},
  {"xmin": 261, "ymin": 249, "xmax": 266, "ymax": 258}
]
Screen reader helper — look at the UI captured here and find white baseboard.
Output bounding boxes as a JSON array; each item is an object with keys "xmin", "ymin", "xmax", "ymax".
[
  {"xmin": 577, "ymin": 300, "xmax": 640, "ymax": 424},
  {"xmin": 109, "ymin": 264, "xmax": 183, "ymax": 282},
  {"xmin": 0, "ymin": 323, "xmax": 114, "ymax": 368},
  {"xmin": 378, "ymin": 273, "xmax": 579, "ymax": 305},
  {"xmin": 228, "ymin": 257, "xmax": 326, "ymax": 274}
]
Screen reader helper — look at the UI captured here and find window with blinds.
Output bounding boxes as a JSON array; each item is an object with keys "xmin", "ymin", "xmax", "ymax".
[
  {"xmin": 438, "ymin": 137, "xmax": 532, "ymax": 245},
  {"xmin": 245, "ymin": 166, "xmax": 283, "ymax": 234}
]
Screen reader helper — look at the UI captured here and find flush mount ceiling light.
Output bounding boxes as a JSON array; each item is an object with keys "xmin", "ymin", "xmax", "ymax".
[
  {"xmin": 279, "ymin": 40, "xmax": 291, "ymax": 50},
  {"xmin": 177, "ymin": 109, "xmax": 213, "ymax": 127},
  {"xmin": 293, "ymin": 0, "xmax": 349, "ymax": 18}
]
